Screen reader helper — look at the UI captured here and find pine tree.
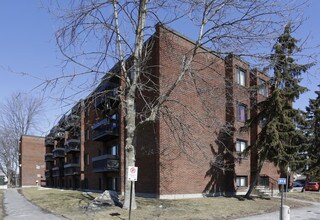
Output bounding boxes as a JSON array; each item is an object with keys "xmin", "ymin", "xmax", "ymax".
[
  {"xmin": 304, "ymin": 86, "xmax": 320, "ymax": 181},
  {"xmin": 245, "ymin": 24, "xmax": 312, "ymax": 198}
]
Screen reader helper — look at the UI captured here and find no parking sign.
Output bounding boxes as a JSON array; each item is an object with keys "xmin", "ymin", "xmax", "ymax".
[
  {"xmin": 127, "ymin": 166, "xmax": 138, "ymax": 220},
  {"xmin": 128, "ymin": 166, "xmax": 138, "ymax": 181}
]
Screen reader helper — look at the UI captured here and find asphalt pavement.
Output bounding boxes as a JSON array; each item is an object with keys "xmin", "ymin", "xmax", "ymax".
[{"xmin": 3, "ymin": 188, "xmax": 65, "ymax": 220}]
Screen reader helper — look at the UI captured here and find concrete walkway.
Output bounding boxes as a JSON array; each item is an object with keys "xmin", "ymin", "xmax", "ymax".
[
  {"xmin": 235, "ymin": 198, "xmax": 320, "ymax": 220},
  {"xmin": 3, "ymin": 188, "xmax": 65, "ymax": 220}
]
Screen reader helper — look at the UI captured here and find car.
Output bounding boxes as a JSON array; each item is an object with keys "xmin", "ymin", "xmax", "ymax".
[
  {"xmin": 293, "ymin": 181, "xmax": 305, "ymax": 187},
  {"xmin": 304, "ymin": 182, "xmax": 320, "ymax": 191}
]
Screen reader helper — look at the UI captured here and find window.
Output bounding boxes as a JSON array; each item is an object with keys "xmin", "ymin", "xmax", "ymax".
[
  {"xmin": 85, "ymin": 106, "xmax": 89, "ymax": 118},
  {"xmin": 259, "ymin": 115, "xmax": 267, "ymax": 128},
  {"xmin": 84, "ymin": 178, "xmax": 89, "ymax": 189},
  {"xmin": 127, "ymin": 67, "xmax": 134, "ymax": 81},
  {"xmin": 259, "ymin": 176, "xmax": 269, "ymax": 186},
  {"xmin": 107, "ymin": 144, "xmax": 119, "ymax": 156},
  {"xmin": 236, "ymin": 176, "xmax": 248, "ymax": 187},
  {"xmin": 99, "ymin": 177, "xmax": 102, "ymax": 190},
  {"xmin": 236, "ymin": 140, "xmax": 247, "ymax": 153},
  {"xmin": 237, "ymin": 103, "xmax": 247, "ymax": 122},
  {"xmin": 85, "ymin": 129, "xmax": 90, "ymax": 141},
  {"xmin": 259, "ymin": 79, "xmax": 268, "ymax": 96},
  {"xmin": 75, "ymin": 155, "xmax": 80, "ymax": 164},
  {"xmin": 112, "ymin": 87, "xmax": 117, "ymax": 96},
  {"xmin": 107, "ymin": 177, "xmax": 119, "ymax": 191},
  {"xmin": 107, "ymin": 86, "xmax": 117, "ymax": 97},
  {"xmin": 111, "ymin": 113, "xmax": 118, "ymax": 120},
  {"xmin": 236, "ymin": 68, "xmax": 246, "ymax": 86},
  {"xmin": 84, "ymin": 153, "xmax": 90, "ymax": 165}
]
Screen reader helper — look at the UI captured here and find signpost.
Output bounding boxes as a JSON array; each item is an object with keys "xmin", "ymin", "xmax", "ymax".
[
  {"xmin": 128, "ymin": 166, "xmax": 138, "ymax": 220},
  {"xmin": 278, "ymin": 178, "xmax": 286, "ymax": 220}
]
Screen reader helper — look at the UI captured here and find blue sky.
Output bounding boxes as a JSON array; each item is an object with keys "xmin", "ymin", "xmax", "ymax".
[
  {"xmin": 0, "ymin": 1, "xmax": 319, "ymax": 135},
  {"xmin": 0, "ymin": 1, "xmax": 60, "ymax": 134}
]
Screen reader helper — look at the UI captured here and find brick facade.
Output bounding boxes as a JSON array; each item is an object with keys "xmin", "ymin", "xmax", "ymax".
[
  {"xmin": 42, "ymin": 24, "xmax": 279, "ymax": 198},
  {"xmin": 19, "ymin": 135, "xmax": 45, "ymax": 187}
]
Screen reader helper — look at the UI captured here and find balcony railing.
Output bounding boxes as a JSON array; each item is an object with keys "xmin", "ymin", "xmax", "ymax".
[
  {"xmin": 46, "ymin": 163, "xmax": 54, "ymax": 170},
  {"xmin": 92, "ymin": 154, "xmax": 119, "ymax": 173},
  {"xmin": 64, "ymin": 163, "xmax": 80, "ymax": 176},
  {"xmin": 52, "ymin": 148, "xmax": 65, "ymax": 158},
  {"xmin": 52, "ymin": 167, "xmax": 64, "ymax": 177},
  {"xmin": 64, "ymin": 139, "xmax": 80, "ymax": 153},
  {"xmin": 65, "ymin": 114, "xmax": 80, "ymax": 131},
  {"xmin": 45, "ymin": 170, "xmax": 52, "ymax": 178},
  {"xmin": 95, "ymin": 89, "xmax": 119, "ymax": 109},
  {"xmin": 45, "ymin": 136, "xmax": 54, "ymax": 146},
  {"xmin": 54, "ymin": 131, "xmax": 65, "ymax": 140},
  {"xmin": 45, "ymin": 153, "xmax": 54, "ymax": 162},
  {"xmin": 92, "ymin": 118, "xmax": 119, "ymax": 141}
]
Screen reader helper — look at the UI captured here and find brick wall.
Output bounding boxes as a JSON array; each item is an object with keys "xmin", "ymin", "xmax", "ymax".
[
  {"xmin": 157, "ymin": 26, "xmax": 232, "ymax": 196},
  {"xmin": 42, "ymin": 24, "xmax": 280, "ymax": 198},
  {"xmin": 20, "ymin": 135, "xmax": 45, "ymax": 187}
]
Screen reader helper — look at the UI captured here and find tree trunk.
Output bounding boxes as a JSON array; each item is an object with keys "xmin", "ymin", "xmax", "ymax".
[
  {"xmin": 123, "ymin": 98, "xmax": 137, "ymax": 209},
  {"xmin": 245, "ymin": 160, "xmax": 264, "ymax": 198},
  {"xmin": 122, "ymin": 0, "xmax": 148, "ymax": 210}
]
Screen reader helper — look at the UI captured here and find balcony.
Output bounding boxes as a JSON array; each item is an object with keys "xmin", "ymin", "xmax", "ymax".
[
  {"xmin": 64, "ymin": 139, "xmax": 80, "ymax": 153},
  {"xmin": 45, "ymin": 153, "xmax": 54, "ymax": 162},
  {"xmin": 52, "ymin": 148, "xmax": 65, "ymax": 158},
  {"xmin": 45, "ymin": 136, "xmax": 54, "ymax": 146},
  {"xmin": 46, "ymin": 163, "xmax": 54, "ymax": 170},
  {"xmin": 54, "ymin": 131, "xmax": 65, "ymax": 140},
  {"xmin": 52, "ymin": 167, "xmax": 64, "ymax": 177},
  {"xmin": 64, "ymin": 163, "xmax": 80, "ymax": 176},
  {"xmin": 50, "ymin": 124, "xmax": 65, "ymax": 140},
  {"xmin": 92, "ymin": 154, "xmax": 119, "ymax": 173},
  {"xmin": 58, "ymin": 115, "xmax": 67, "ymax": 127},
  {"xmin": 65, "ymin": 114, "xmax": 80, "ymax": 131},
  {"xmin": 92, "ymin": 118, "xmax": 119, "ymax": 141},
  {"xmin": 95, "ymin": 92, "xmax": 118, "ymax": 110},
  {"xmin": 45, "ymin": 170, "xmax": 52, "ymax": 178}
]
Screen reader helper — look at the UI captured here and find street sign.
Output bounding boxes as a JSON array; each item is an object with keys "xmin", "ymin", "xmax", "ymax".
[
  {"xmin": 128, "ymin": 166, "xmax": 138, "ymax": 181},
  {"xmin": 278, "ymin": 178, "xmax": 286, "ymax": 185},
  {"xmin": 128, "ymin": 166, "xmax": 138, "ymax": 220}
]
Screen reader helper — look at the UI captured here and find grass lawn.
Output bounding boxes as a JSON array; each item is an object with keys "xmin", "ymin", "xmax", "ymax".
[
  {"xmin": 21, "ymin": 187, "xmax": 306, "ymax": 220},
  {"xmin": 288, "ymin": 191, "xmax": 320, "ymax": 203}
]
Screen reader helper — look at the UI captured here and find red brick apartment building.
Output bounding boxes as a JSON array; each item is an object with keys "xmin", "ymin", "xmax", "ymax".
[
  {"xmin": 19, "ymin": 135, "xmax": 45, "ymax": 187},
  {"xmin": 44, "ymin": 24, "xmax": 279, "ymax": 198}
]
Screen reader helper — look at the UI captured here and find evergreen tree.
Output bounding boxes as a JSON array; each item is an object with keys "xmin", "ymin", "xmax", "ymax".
[
  {"xmin": 245, "ymin": 24, "xmax": 312, "ymax": 198},
  {"xmin": 304, "ymin": 86, "xmax": 320, "ymax": 181}
]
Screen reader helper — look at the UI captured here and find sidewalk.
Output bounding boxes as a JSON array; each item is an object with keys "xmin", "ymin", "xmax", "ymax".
[
  {"xmin": 4, "ymin": 188, "xmax": 65, "ymax": 220},
  {"xmin": 235, "ymin": 198, "xmax": 320, "ymax": 220}
]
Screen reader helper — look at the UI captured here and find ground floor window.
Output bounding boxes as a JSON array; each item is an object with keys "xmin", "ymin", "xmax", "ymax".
[
  {"xmin": 99, "ymin": 177, "xmax": 102, "ymax": 190},
  {"xmin": 259, "ymin": 176, "xmax": 269, "ymax": 186},
  {"xmin": 107, "ymin": 177, "xmax": 119, "ymax": 191},
  {"xmin": 236, "ymin": 176, "xmax": 248, "ymax": 187}
]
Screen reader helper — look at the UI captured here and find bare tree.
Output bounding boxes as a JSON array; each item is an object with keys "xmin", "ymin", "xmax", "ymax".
[
  {"xmin": 42, "ymin": 0, "xmax": 305, "ymax": 209},
  {"xmin": 0, "ymin": 92, "xmax": 44, "ymax": 185}
]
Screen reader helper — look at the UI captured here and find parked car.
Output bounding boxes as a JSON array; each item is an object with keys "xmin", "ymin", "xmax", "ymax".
[
  {"xmin": 293, "ymin": 181, "xmax": 305, "ymax": 187},
  {"xmin": 304, "ymin": 182, "xmax": 320, "ymax": 191}
]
